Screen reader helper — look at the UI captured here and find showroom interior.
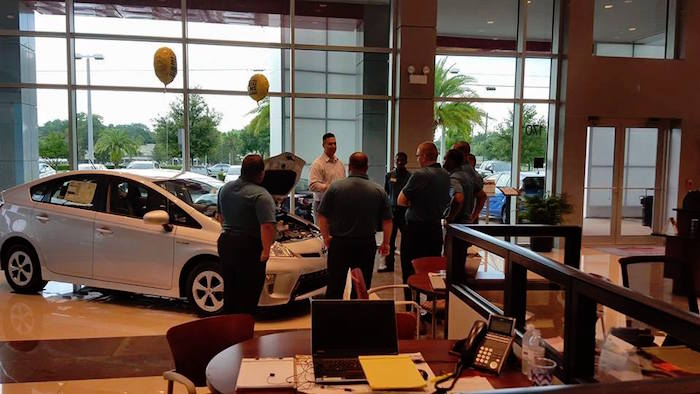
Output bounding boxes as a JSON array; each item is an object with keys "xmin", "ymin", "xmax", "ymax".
[{"xmin": 0, "ymin": 0, "xmax": 699, "ymax": 392}]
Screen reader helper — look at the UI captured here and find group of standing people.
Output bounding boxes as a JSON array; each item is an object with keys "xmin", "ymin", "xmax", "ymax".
[{"xmin": 215, "ymin": 132, "xmax": 486, "ymax": 316}]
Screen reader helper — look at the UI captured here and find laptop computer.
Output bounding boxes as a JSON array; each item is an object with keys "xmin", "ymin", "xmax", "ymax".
[{"xmin": 311, "ymin": 299, "xmax": 399, "ymax": 384}]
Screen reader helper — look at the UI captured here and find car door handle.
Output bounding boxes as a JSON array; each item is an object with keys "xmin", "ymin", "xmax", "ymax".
[
  {"xmin": 176, "ymin": 240, "xmax": 190, "ymax": 245},
  {"xmin": 96, "ymin": 227, "xmax": 113, "ymax": 235},
  {"xmin": 35, "ymin": 214, "xmax": 49, "ymax": 223}
]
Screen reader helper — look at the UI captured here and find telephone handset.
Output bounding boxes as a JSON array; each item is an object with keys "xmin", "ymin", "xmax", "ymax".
[{"xmin": 450, "ymin": 314, "xmax": 516, "ymax": 375}]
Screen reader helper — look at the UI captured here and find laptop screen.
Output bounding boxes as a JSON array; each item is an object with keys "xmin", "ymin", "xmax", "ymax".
[{"xmin": 311, "ymin": 300, "xmax": 399, "ymax": 357}]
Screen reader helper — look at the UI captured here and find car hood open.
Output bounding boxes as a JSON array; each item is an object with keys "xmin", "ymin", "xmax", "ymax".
[{"xmin": 261, "ymin": 152, "xmax": 306, "ymax": 199}]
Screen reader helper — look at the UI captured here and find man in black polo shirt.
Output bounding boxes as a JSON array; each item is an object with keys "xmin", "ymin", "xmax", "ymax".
[
  {"xmin": 217, "ymin": 155, "xmax": 277, "ymax": 315},
  {"xmin": 397, "ymin": 142, "xmax": 451, "ymax": 301},
  {"xmin": 379, "ymin": 151, "xmax": 410, "ymax": 273},
  {"xmin": 317, "ymin": 152, "xmax": 393, "ymax": 299}
]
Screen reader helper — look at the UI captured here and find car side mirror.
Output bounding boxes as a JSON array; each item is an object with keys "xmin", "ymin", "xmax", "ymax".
[{"xmin": 143, "ymin": 210, "xmax": 171, "ymax": 231}]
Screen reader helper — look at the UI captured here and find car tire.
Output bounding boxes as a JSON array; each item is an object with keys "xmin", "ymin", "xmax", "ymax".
[
  {"xmin": 3, "ymin": 243, "xmax": 47, "ymax": 293},
  {"xmin": 186, "ymin": 261, "xmax": 225, "ymax": 316}
]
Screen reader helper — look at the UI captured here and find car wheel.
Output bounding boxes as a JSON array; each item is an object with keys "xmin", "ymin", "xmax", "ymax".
[
  {"xmin": 186, "ymin": 261, "xmax": 225, "ymax": 316},
  {"xmin": 3, "ymin": 244, "xmax": 47, "ymax": 293}
]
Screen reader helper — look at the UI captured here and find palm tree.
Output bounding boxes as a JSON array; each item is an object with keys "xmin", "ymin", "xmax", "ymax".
[
  {"xmin": 95, "ymin": 128, "xmax": 139, "ymax": 167},
  {"xmin": 246, "ymin": 98, "xmax": 270, "ymax": 137},
  {"xmin": 434, "ymin": 57, "xmax": 485, "ymax": 156}
]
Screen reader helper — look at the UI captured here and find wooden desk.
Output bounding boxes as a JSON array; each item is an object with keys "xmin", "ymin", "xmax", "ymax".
[
  {"xmin": 408, "ymin": 273, "xmax": 447, "ymax": 338},
  {"xmin": 206, "ymin": 330, "xmax": 531, "ymax": 394}
]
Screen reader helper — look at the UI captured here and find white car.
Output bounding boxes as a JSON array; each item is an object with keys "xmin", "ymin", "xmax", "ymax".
[
  {"xmin": 126, "ymin": 160, "xmax": 160, "ymax": 169},
  {"xmin": 0, "ymin": 153, "xmax": 327, "ymax": 315},
  {"xmin": 38, "ymin": 162, "xmax": 56, "ymax": 178},
  {"xmin": 78, "ymin": 163, "xmax": 108, "ymax": 170},
  {"xmin": 224, "ymin": 165, "xmax": 242, "ymax": 183}
]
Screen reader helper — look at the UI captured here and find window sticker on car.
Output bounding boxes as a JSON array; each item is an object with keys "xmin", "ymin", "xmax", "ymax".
[{"xmin": 65, "ymin": 180, "xmax": 97, "ymax": 205}]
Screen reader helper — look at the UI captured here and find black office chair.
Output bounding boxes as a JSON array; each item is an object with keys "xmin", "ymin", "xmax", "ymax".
[
  {"xmin": 619, "ymin": 255, "xmax": 698, "ymax": 315},
  {"xmin": 615, "ymin": 255, "xmax": 698, "ymax": 347}
]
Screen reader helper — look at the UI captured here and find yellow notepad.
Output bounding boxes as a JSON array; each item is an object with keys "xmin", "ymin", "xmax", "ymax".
[{"xmin": 358, "ymin": 355, "xmax": 427, "ymax": 390}]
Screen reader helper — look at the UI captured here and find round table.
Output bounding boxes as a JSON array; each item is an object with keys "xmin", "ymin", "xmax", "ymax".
[
  {"xmin": 408, "ymin": 273, "xmax": 447, "ymax": 338},
  {"xmin": 206, "ymin": 330, "xmax": 459, "ymax": 394}
]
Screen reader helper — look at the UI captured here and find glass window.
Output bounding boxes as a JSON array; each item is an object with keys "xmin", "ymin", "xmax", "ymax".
[
  {"xmin": 437, "ymin": 0, "xmax": 519, "ymax": 52},
  {"xmin": 108, "ymin": 179, "xmax": 167, "ymax": 218},
  {"xmin": 520, "ymin": 103, "xmax": 549, "ymax": 172},
  {"xmin": 74, "ymin": 90, "xmax": 179, "ymax": 167},
  {"xmin": 524, "ymin": 58, "xmax": 551, "ymax": 100},
  {"xmin": 526, "ymin": 0, "xmax": 554, "ymax": 52},
  {"xmin": 73, "ymin": 1, "xmax": 182, "ymax": 38},
  {"xmin": 293, "ymin": 98, "xmax": 388, "ymax": 187},
  {"xmin": 0, "ymin": 37, "xmax": 67, "ymax": 85},
  {"xmin": 1, "ymin": 1, "xmax": 67, "ymax": 33},
  {"xmin": 45, "ymin": 175, "xmax": 102, "ymax": 210},
  {"xmin": 435, "ymin": 56, "xmax": 516, "ymax": 99},
  {"xmin": 74, "ymin": 39, "xmax": 183, "ymax": 89},
  {"xmin": 187, "ymin": 0, "xmax": 290, "ymax": 44},
  {"xmin": 188, "ymin": 45, "xmax": 288, "ymax": 92},
  {"xmin": 293, "ymin": 0, "xmax": 391, "ymax": 48},
  {"xmin": 294, "ymin": 50, "xmax": 388, "ymax": 96},
  {"xmin": 593, "ymin": 0, "xmax": 669, "ymax": 59},
  {"xmin": 195, "ymin": 95, "xmax": 280, "ymax": 162}
]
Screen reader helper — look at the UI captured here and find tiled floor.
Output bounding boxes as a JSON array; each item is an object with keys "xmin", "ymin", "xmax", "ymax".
[{"xmin": 0, "ymin": 241, "xmax": 694, "ymax": 392}]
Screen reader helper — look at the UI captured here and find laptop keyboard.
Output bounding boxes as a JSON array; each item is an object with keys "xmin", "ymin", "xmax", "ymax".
[{"xmin": 315, "ymin": 358, "xmax": 365, "ymax": 379}]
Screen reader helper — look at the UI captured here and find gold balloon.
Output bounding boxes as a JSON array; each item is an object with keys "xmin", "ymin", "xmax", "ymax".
[
  {"xmin": 153, "ymin": 47, "xmax": 177, "ymax": 87},
  {"xmin": 248, "ymin": 73, "xmax": 269, "ymax": 102}
]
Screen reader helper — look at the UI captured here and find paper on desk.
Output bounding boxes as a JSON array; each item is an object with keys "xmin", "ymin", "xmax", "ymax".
[
  {"xmin": 642, "ymin": 346, "xmax": 700, "ymax": 374},
  {"xmin": 447, "ymin": 376, "xmax": 494, "ymax": 393},
  {"xmin": 295, "ymin": 353, "xmax": 435, "ymax": 394}
]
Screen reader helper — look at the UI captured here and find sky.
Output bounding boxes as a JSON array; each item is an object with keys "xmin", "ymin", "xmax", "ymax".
[{"xmin": 29, "ymin": 11, "xmax": 551, "ymax": 135}]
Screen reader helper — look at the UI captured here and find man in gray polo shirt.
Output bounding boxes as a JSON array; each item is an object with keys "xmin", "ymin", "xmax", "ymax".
[
  {"xmin": 443, "ymin": 148, "xmax": 474, "ymax": 224},
  {"xmin": 217, "ymin": 154, "xmax": 277, "ymax": 315},
  {"xmin": 317, "ymin": 152, "xmax": 393, "ymax": 299},
  {"xmin": 397, "ymin": 141, "xmax": 451, "ymax": 301},
  {"xmin": 453, "ymin": 141, "xmax": 486, "ymax": 223}
]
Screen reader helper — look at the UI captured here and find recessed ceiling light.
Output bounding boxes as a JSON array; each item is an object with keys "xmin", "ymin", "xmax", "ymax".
[
  {"xmin": 624, "ymin": 0, "xmax": 632, "ymax": 3},
  {"xmin": 604, "ymin": 4, "xmax": 613, "ymax": 9},
  {"xmin": 628, "ymin": 27, "xmax": 637, "ymax": 31},
  {"xmin": 527, "ymin": 0, "xmax": 532, "ymax": 4},
  {"xmin": 6, "ymin": 14, "xmax": 15, "ymax": 19},
  {"xmin": 487, "ymin": 20, "xmax": 495, "ymax": 24}
]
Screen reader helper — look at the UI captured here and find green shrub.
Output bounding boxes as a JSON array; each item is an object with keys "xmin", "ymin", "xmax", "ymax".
[{"xmin": 520, "ymin": 194, "xmax": 572, "ymax": 225}]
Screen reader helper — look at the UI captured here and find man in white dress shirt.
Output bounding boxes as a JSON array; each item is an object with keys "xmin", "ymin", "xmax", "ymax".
[{"xmin": 309, "ymin": 132, "xmax": 346, "ymax": 222}]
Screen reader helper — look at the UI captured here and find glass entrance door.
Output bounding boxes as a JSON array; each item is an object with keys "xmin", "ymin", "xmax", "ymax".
[{"xmin": 583, "ymin": 122, "xmax": 666, "ymax": 244}]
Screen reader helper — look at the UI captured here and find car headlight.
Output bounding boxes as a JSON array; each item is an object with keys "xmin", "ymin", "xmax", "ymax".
[{"xmin": 269, "ymin": 242, "xmax": 295, "ymax": 257}]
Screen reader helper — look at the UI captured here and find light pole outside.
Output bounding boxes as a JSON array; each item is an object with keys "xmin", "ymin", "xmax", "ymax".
[{"xmin": 75, "ymin": 53, "xmax": 104, "ymax": 163}]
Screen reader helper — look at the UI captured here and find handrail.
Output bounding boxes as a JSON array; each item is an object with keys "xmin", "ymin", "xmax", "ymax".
[{"xmin": 445, "ymin": 224, "xmax": 700, "ymax": 384}]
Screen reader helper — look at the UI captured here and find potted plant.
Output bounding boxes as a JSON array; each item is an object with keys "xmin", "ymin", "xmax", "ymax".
[{"xmin": 520, "ymin": 193, "xmax": 572, "ymax": 252}]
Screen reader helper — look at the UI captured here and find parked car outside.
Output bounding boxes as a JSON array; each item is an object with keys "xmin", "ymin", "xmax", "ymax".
[
  {"xmin": 223, "ymin": 165, "xmax": 242, "ymax": 183},
  {"xmin": 78, "ymin": 163, "xmax": 108, "ymax": 170},
  {"xmin": 38, "ymin": 162, "xmax": 56, "ymax": 178},
  {"xmin": 0, "ymin": 153, "xmax": 327, "ymax": 316},
  {"xmin": 206, "ymin": 163, "xmax": 230, "ymax": 177},
  {"xmin": 481, "ymin": 171, "xmax": 545, "ymax": 223},
  {"xmin": 477, "ymin": 160, "xmax": 511, "ymax": 177},
  {"xmin": 126, "ymin": 160, "xmax": 160, "ymax": 169}
]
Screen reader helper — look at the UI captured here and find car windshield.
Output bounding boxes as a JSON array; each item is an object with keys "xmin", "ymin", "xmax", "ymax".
[
  {"xmin": 127, "ymin": 162, "xmax": 154, "ymax": 169},
  {"xmin": 227, "ymin": 166, "xmax": 241, "ymax": 175}
]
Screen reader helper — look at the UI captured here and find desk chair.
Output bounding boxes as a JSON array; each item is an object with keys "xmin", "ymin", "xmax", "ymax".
[
  {"xmin": 616, "ymin": 256, "xmax": 698, "ymax": 347},
  {"xmin": 164, "ymin": 314, "xmax": 255, "ymax": 394},
  {"xmin": 411, "ymin": 257, "xmax": 447, "ymax": 326},
  {"xmin": 349, "ymin": 268, "xmax": 422, "ymax": 339},
  {"xmin": 619, "ymin": 255, "xmax": 699, "ymax": 314}
]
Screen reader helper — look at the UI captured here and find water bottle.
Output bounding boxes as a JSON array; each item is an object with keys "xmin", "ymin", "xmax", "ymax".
[{"xmin": 521, "ymin": 325, "xmax": 544, "ymax": 378}]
